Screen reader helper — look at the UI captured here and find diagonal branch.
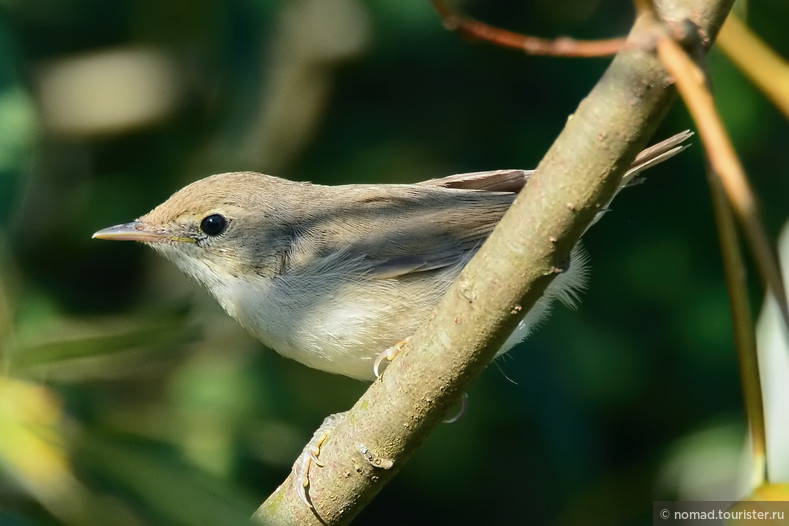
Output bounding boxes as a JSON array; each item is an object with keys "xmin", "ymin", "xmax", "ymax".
[{"xmin": 254, "ymin": 0, "xmax": 734, "ymax": 524}]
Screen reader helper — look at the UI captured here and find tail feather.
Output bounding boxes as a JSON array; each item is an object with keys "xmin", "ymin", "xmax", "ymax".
[
  {"xmin": 622, "ymin": 129, "xmax": 694, "ymax": 186},
  {"xmin": 422, "ymin": 130, "xmax": 693, "ymax": 194}
]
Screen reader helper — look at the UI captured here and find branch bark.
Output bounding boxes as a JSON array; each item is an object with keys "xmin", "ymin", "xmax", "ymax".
[{"xmin": 255, "ymin": 1, "xmax": 734, "ymax": 523}]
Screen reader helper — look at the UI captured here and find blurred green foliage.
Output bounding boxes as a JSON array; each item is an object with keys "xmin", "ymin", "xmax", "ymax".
[{"xmin": 1, "ymin": 1, "xmax": 788, "ymax": 525}]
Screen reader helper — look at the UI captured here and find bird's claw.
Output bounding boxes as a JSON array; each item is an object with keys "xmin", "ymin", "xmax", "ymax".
[
  {"xmin": 373, "ymin": 337, "xmax": 411, "ymax": 377},
  {"xmin": 293, "ymin": 412, "xmax": 345, "ymax": 509},
  {"xmin": 308, "ymin": 448, "xmax": 325, "ymax": 468},
  {"xmin": 442, "ymin": 392, "xmax": 469, "ymax": 424}
]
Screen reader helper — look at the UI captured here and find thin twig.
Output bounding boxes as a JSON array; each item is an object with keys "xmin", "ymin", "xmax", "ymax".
[
  {"xmin": 656, "ymin": 28, "xmax": 776, "ymax": 489},
  {"xmin": 657, "ymin": 35, "xmax": 789, "ymax": 334},
  {"xmin": 430, "ymin": 0, "xmax": 625, "ymax": 57},
  {"xmin": 706, "ymin": 169, "xmax": 767, "ymax": 488}
]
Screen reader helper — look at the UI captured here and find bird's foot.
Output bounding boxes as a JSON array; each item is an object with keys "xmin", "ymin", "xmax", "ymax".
[
  {"xmin": 293, "ymin": 411, "xmax": 346, "ymax": 509},
  {"xmin": 373, "ymin": 337, "xmax": 411, "ymax": 377}
]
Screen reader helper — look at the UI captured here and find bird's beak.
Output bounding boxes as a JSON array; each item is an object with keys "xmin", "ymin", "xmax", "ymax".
[{"xmin": 92, "ymin": 221, "xmax": 172, "ymax": 243}]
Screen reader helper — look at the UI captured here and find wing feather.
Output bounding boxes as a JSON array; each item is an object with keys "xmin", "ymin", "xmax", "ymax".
[{"xmin": 281, "ymin": 184, "xmax": 515, "ymax": 280}]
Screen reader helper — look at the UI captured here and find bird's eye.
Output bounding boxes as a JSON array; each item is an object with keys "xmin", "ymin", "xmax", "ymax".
[{"xmin": 200, "ymin": 214, "xmax": 227, "ymax": 236}]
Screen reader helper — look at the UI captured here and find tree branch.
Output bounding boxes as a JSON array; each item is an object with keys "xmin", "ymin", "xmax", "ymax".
[
  {"xmin": 430, "ymin": 0, "xmax": 625, "ymax": 57},
  {"xmin": 254, "ymin": 1, "xmax": 734, "ymax": 523}
]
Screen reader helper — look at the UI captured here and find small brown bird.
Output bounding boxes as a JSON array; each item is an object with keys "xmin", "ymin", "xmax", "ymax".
[{"xmin": 94, "ymin": 132, "xmax": 691, "ymax": 381}]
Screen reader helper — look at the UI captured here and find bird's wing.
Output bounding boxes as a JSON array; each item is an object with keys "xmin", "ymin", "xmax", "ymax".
[
  {"xmin": 283, "ymin": 185, "xmax": 515, "ymax": 280},
  {"xmin": 360, "ymin": 211, "xmax": 508, "ymax": 279}
]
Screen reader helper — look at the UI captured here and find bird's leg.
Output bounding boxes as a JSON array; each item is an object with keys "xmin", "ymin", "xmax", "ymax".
[
  {"xmin": 373, "ymin": 337, "xmax": 412, "ymax": 377},
  {"xmin": 293, "ymin": 411, "xmax": 346, "ymax": 508}
]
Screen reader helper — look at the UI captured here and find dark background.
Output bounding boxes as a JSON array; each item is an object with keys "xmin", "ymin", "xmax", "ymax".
[{"xmin": 1, "ymin": 1, "xmax": 787, "ymax": 525}]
